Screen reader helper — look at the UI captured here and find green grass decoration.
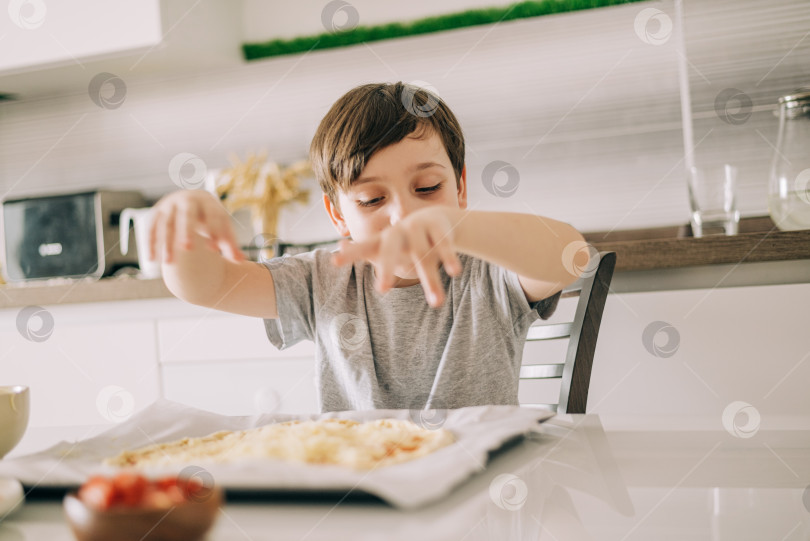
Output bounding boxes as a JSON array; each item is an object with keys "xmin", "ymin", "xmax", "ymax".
[{"xmin": 242, "ymin": 0, "xmax": 649, "ymax": 61}]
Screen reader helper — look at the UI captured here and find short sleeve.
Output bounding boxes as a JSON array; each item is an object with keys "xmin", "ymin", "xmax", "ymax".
[
  {"xmin": 501, "ymin": 266, "xmax": 561, "ymax": 322},
  {"xmin": 262, "ymin": 252, "xmax": 317, "ymax": 350},
  {"xmin": 474, "ymin": 256, "xmax": 561, "ymax": 333},
  {"xmin": 530, "ymin": 290, "xmax": 561, "ymax": 320}
]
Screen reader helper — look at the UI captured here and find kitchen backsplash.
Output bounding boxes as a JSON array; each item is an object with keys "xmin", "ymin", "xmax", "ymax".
[{"xmin": 1, "ymin": 0, "xmax": 808, "ymax": 241}]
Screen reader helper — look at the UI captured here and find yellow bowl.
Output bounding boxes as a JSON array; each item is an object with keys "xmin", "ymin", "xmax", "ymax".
[
  {"xmin": 0, "ymin": 386, "xmax": 29, "ymax": 458},
  {"xmin": 63, "ymin": 487, "xmax": 222, "ymax": 541}
]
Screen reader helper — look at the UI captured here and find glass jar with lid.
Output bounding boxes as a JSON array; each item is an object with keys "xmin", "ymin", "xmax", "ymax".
[{"xmin": 768, "ymin": 88, "xmax": 810, "ymax": 230}]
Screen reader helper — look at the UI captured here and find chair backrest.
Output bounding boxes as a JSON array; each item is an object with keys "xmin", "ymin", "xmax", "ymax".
[{"xmin": 519, "ymin": 251, "xmax": 616, "ymax": 414}]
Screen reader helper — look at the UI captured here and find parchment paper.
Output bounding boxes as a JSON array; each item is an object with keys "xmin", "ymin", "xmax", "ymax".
[{"xmin": 0, "ymin": 399, "xmax": 554, "ymax": 509}]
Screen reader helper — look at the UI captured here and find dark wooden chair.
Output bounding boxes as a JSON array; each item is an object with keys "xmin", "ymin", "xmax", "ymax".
[{"xmin": 519, "ymin": 251, "xmax": 616, "ymax": 414}]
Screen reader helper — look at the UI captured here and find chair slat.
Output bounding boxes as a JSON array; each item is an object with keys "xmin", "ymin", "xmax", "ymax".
[
  {"xmin": 520, "ymin": 403, "xmax": 558, "ymax": 412},
  {"xmin": 526, "ymin": 322, "xmax": 572, "ymax": 341},
  {"xmin": 519, "ymin": 251, "xmax": 617, "ymax": 415},
  {"xmin": 519, "ymin": 363, "xmax": 564, "ymax": 379}
]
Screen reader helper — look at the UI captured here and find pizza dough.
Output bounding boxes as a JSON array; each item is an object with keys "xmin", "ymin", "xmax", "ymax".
[{"xmin": 105, "ymin": 418, "xmax": 454, "ymax": 470}]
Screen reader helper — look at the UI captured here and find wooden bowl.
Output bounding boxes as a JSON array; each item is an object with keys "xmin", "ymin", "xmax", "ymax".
[{"xmin": 63, "ymin": 487, "xmax": 222, "ymax": 541}]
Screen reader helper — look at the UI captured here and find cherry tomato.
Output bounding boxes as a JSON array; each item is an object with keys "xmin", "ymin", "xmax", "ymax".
[
  {"xmin": 141, "ymin": 486, "xmax": 173, "ymax": 509},
  {"xmin": 78, "ymin": 476, "xmax": 116, "ymax": 510},
  {"xmin": 78, "ymin": 473, "xmax": 209, "ymax": 510},
  {"xmin": 155, "ymin": 476, "xmax": 179, "ymax": 491},
  {"xmin": 183, "ymin": 478, "xmax": 205, "ymax": 499},
  {"xmin": 111, "ymin": 472, "xmax": 148, "ymax": 507}
]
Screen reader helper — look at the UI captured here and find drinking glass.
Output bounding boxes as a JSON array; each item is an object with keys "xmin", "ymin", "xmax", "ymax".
[{"xmin": 687, "ymin": 164, "xmax": 740, "ymax": 237}]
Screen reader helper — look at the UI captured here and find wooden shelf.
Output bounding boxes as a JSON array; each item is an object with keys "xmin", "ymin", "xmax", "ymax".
[
  {"xmin": 589, "ymin": 228, "xmax": 810, "ymax": 272},
  {"xmin": 586, "ymin": 217, "xmax": 810, "ymax": 272}
]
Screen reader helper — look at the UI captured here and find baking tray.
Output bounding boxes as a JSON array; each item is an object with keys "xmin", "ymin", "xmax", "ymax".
[{"xmin": 0, "ymin": 400, "xmax": 554, "ymax": 509}]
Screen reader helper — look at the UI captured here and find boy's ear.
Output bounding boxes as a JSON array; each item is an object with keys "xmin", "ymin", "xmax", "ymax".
[
  {"xmin": 323, "ymin": 194, "xmax": 351, "ymax": 237},
  {"xmin": 457, "ymin": 165, "xmax": 468, "ymax": 209}
]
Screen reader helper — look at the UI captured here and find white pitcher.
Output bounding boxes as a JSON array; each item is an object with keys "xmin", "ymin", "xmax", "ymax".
[{"xmin": 120, "ymin": 207, "xmax": 161, "ymax": 278}]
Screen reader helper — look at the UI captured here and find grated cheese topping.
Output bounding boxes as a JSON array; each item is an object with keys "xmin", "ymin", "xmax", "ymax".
[{"xmin": 105, "ymin": 418, "xmax": 454, "ymax": 470}]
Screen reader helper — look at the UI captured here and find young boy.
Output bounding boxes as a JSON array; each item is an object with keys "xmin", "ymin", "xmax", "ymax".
[{"xmin": 149, "ymin": 82, "xmax": 587, "ymax": 412}]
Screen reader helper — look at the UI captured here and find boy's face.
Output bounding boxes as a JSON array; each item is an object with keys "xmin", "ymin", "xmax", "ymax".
[{"xmin": 324, "ymin": 129, "xmax": 467, "ymax": 281}]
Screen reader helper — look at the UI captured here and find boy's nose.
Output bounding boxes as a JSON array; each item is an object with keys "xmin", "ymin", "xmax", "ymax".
[{"xmin": 388, "ymin": 197, "xmax": 416, "ymax": 226}]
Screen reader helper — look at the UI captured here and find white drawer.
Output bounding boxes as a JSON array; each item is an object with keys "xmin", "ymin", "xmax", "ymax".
[
  {"xmin": 161, "ymin": 358, "xmax": 318, "ymax": 415},
  {"xmin": 158, "ymin": 314, "xmax": 315, "ymax": 363},
  {"xmin": 0, "ymin": 319, "xmax": 159, "ymax": 427}
]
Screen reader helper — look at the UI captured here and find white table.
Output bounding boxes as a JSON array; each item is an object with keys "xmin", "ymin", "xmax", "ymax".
[{"xmin": 2, "ymin": 415, "xmax": 809, "ymax": 540}]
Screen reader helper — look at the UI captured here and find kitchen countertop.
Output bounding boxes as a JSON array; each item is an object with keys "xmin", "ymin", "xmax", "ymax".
[
  {"xmin": 3, "ymin": 414, "xmax": 809, "ymax": 540},
  {"xmin": 0, "ymin": 276, "xmax": 171, "ymax": 310},
  {"xmin": 1, "ymin": 217, "xmax": 808, "ymax": 309}
]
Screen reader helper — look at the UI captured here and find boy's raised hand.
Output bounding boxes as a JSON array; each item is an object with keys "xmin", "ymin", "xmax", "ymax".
[
  {"xmin": 149, "ymin": 190, "xmax": 245, "ymax": 264},
  {"xmin": 331, "ymin": 207, "xmax": 463, "ymax": 308}
]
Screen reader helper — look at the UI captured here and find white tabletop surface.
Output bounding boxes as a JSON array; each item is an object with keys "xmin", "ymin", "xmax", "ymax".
[{"xmin": 2, "ymin": 414, "xmax": 809, "ymax": 541}]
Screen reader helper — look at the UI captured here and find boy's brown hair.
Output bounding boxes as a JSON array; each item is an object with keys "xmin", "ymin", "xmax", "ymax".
[{"xmin": 310, "ymin": 82, "xmax": 465, "ymax": 208}]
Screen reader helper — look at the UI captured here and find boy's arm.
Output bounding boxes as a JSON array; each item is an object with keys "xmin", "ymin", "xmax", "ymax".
[
  {"xmin": 150, "ymin": 190, "xmax": 278, "ymax": 319},
  {"xmin": 333, "ymin": 207, "xmax": 587, "ymax": 307},
  {"xmin": 161, "ymin": 232, "xmax": 278, "ymax": 319},
  {"xmin": 449, "ymin": 209, "xmax": 586, "ymax": 303}
]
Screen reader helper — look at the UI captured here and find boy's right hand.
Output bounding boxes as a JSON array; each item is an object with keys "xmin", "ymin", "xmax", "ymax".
[{"xmin": 148, "ymin": 190, "xmax": 244, "ymax": 264}]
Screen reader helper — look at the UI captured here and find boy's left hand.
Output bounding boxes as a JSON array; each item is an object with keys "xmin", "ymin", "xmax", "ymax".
[{"xmin": 331, "ymin": 207, "xmax": 463, "ymax": 307}]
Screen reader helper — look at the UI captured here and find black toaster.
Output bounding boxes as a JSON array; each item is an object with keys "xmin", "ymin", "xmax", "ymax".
[{"xmin": 1, "ymin": 190, "xmax": 146, "ymax": 281}]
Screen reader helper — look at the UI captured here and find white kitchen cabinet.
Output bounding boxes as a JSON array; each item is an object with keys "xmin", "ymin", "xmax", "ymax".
[
  {"xmin": 0, "ymin": 0, "xmax": 162, "ymax": 74},
  {"xmin": 0, "ymin": 314, "xmax": 159, "ymax": 428},
  {"xmin": 588, "ymin": 282, "xmax": 810, "ymax": 430},
  {"xmin": 156, "ymin": 309, "xmax": 319, "ymax": 414},
  {"xmin": 157, "ymin": 312, "xmax": 314, "ymax": 363},
  {"xmin": 0, "ymin": 296, "xmax": 316, "ymax": 426},
  {"xmin": 161, "ymin": 358, "xmax": 318, "ymax": 416},
  {"xmin": 519, "ymin": 282, "xmax": 810, "ymax": 429},
  {"xmin": 0, "ymin": 0, "xmax": 245, "ymax": 99}
]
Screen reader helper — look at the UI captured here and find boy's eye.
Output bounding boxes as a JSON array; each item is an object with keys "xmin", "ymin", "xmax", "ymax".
[
  {"xmin": 357, "ymin": 197, "xmax": 382, "ymax": 208},
  {"xmin": 416, "ymin": 183, "xmax": 442, "ymax": 194},
  {"xmin": 355, "ymin": 183, "xmax": 443, "ymax": 208}
]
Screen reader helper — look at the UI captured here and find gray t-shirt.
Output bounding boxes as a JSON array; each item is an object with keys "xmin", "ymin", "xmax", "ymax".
[{"xmin": 263, "ymin": 249, "xmax": 559, "ymax": 412}]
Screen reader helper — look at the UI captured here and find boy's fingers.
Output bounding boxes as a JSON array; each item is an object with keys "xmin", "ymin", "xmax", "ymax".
[
  {"xmin": 163, "ymin": 206, "xmax": 177, "ymax": 263},
  {"xmin": 414, "ymin": 259, "xmax": 443, "ymax": 307},
  {"xmin": 210, "ymin": 216, "xmax": 231, "ymax": 257},
  {"xmin": 432, "ymin": 235, "xmax": 461, "ymax": 276},
  {"xmin": 207, "ymin": 230, "xmax": 220, "ymax": 253},
  {"xmin": 198, "ymin": 224, "xmax": 218, "ymax": 252},
  {"xmin": 409, "ymin": 235, "xmax": 443, "ymax": 306},
  {"xmin": 417, "ymin": 268, "xmax": 444, "ymax": 307},
  {"xmin": 148, "ymin": 210, "xmax": 161, "ymax": 261},
  {"xmin": 225, "ymin": 241, "xmax": 245, "ymax": 262},
  {"xmin": 377, "ymin": 230, "xmax": 402, "ymax": 293},
  {"xmin": 176, "ymin": 204, "xmax": 191, "ymax": 251},
  {"xmin": 221, "ymin": 219, "xmax": 245, "ymax": 263}
]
